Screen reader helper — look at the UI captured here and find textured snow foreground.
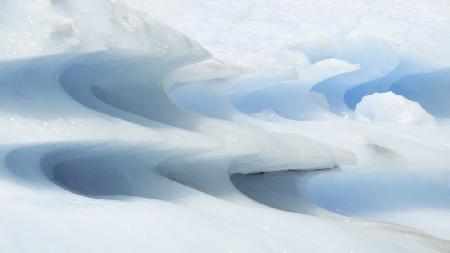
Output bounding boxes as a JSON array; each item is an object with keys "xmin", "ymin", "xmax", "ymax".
[{"xmin": 1, "ymin": 0, "xmax": 450, "ymax": 252}]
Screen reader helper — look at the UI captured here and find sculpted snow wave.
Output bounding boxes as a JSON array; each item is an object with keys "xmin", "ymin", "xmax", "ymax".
[{"xmin": 1, "ymin": 1, "xmax": 450, "ymax": 253}]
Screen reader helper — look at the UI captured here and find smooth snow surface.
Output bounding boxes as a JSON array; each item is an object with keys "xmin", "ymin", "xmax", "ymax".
[{"xmin": 0, "ymin": 0, "xmax": 450, "ymax": 252}]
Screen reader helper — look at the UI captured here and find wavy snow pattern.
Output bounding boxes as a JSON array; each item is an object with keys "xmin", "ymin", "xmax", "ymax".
[{"xmin": 1, "ymin": 1, "xmax": 450, "ymax": 253}]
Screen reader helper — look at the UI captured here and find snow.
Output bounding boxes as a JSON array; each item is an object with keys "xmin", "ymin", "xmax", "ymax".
[
  {"xmin": 354, "ymin": 92, "xmax": 436, "ymax": 125},
  {"xmin": 0, "ymin": 0, "xmax": 449, "ymax": 252},
  {"xmin": 303, "ymin": 168, "xmax": 450, "ymax": 240}
]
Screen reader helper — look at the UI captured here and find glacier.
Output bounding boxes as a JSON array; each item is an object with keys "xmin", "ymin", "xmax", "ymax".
[{"xmin": 0, "ymin": 0, "xmax": 450, "ymax": 252}]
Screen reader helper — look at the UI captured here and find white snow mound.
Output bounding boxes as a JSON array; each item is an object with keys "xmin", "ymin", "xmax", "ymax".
[{"xmin": 355, "ymin": 92, "xmax": 436, "ymax": 125}]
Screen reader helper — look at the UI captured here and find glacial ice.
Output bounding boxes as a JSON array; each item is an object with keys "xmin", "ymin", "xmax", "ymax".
[
  {"xmin": 390, "ymin": 68, "xmax": 450, "ymax": 117},
  {"xmin": 0, "ymin": 0, "xmax": 450, "ymax": 252}
]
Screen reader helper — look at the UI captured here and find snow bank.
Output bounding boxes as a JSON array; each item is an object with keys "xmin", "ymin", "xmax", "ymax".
[
  {"xmin": 354, "ymin": 92, "xmax": 436, "ymax": 125},
  {"xmin": 0, "ymin": 0, "xmax": 207, "ymax": 59}
]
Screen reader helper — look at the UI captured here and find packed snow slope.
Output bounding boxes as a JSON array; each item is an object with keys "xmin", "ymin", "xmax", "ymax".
[{"xmin": 0, "ymin": 0, "xmax": 450, "ymax": 252}]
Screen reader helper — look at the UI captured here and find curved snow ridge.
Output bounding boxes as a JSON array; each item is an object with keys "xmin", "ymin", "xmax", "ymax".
[
  {"xmin": 0, "ymin": 0, "xmax": 341, "ymax": 199},
  {"xmin": 0, "ymin": 48, "xmax": 354, "ymax": 253},
  {"xmin": 60, "ymin": 51, "xmax": 338, "ymax": 173},
  {"xmin": 0, "ymin": 49, "xmax": 339, "ymax": 197}
]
